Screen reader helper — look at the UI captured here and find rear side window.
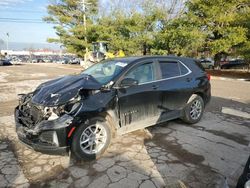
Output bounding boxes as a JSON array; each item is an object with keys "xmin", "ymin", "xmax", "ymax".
[
  {"xmin": 159, "ymin": 61, "xmax": 189, "ymax": 79},
  {"xmin": 159, "ymin": 61, "xmax": 179, "ymax": 78}
]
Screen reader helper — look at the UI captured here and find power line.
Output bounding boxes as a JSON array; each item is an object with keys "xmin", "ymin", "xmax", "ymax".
[
  {"xmin": 0, "ymin": 17, "xmax": 45, "ymax": 23},
  {"xmin": 0, "ymin": 20, "xmax": 45, "ymax": 23},
  {"xmin": 0, "ymin": 9, "xmax": 44, "ymax": 13},
  {"xmin": 0, "ymin": 17, "xmax": 42, "ymax": 21}
]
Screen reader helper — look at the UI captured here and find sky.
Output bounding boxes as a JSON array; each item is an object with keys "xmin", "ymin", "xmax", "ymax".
[{"xmin": 0, "ymin": 0, "xmax": 59, "ymax": 50}]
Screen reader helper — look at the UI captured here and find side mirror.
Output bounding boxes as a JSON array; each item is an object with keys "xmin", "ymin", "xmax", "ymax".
[{"xmin": 120, "ymin": 78, "xmax": 138, "ymax": 88}]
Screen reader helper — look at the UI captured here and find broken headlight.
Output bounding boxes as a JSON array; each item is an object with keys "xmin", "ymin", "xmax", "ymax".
[
  {"xmin": 44, "ymin": 96, "xmax": 82, "ymax": 119},
  {"xmin": 44, "ymin": 107, "xmax": 61, "ymax": 120}
]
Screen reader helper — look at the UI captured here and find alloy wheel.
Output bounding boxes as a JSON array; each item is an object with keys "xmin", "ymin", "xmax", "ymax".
[
  {"xmin": 190, "ymin": 99, "xmax": 202, "ymax": 120},
  {"xmin": 79, "ymin": 123, "xmax": 107, "ymax": 154}
]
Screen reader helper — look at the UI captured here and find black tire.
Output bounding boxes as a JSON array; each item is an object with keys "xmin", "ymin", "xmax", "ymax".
[
  {"xmin": 71, "ymin": 117, "xmax": 111, "ymax": 160},
  {"xmin": 182, "ymin": 94, "xmax": 204, "ymax": 124}
]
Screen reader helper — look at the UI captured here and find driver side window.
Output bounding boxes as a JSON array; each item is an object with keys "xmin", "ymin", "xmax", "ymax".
[{"xmin": 124, "ymin": 62, "xmax": 155, "ymax": 84}]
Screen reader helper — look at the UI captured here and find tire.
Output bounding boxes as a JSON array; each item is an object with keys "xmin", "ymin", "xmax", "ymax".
[
  {"xmin": 71, "ymin": 117, "xmax": 111, "ymax": 160},
  {"xmin": 182, "ymin": 94, "xmax": 204, "ymax": 124}
]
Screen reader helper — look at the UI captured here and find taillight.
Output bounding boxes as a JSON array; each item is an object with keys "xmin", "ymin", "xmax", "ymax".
[{"xmin": 206, "ymin": 73, "xmax": 211, "ymax": 81}]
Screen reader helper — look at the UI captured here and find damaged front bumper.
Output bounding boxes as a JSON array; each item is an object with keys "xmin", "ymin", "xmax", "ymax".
[{"xmin": 15, "ymin": 107, "xmax": 73, "ymax": 155}]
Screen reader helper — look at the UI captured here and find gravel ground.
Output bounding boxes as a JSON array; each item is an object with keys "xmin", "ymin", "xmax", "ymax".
[{"xmin": 0, "ymin": 63, "xmax": 249, "ymax": 188}]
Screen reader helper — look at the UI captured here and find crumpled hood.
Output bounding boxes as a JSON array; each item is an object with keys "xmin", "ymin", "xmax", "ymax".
[{"xmin": 31, "ymin": 74, "xmax": 102, "ymax": 106}]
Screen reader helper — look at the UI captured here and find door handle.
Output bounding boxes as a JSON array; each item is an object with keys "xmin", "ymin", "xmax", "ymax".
[
  {"xmin": 152, "ymin": 85, "xmax": 159, "ymax": 90},
  {"xmin": 186, "ymin": 78, "xmax": 192, "ymax": 82}
]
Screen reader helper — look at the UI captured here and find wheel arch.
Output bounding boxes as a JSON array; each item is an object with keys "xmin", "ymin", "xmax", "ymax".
[
  {"xmin": 98, "ymin": 110, "xmax": 118, "ymax": 138},
  {"xmin": 68, "ymin": 110, "xmax": 118, "ymax": 144},
  {"xmin": 194, "ymin": 92, "xmax": 205, "ymax": 102},
  {"xmin": 186, "ymin": 92, "xmax": 206, "ymax": 107}
]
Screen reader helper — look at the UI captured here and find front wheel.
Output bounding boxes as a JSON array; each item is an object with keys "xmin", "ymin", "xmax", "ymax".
[
  {"xmin": 182, "ymin": 95, "xmax": 204, "ymax": 124},
  {"xmin": 71, "ymin": 117, "xmax": 111, "ymax": 160}
]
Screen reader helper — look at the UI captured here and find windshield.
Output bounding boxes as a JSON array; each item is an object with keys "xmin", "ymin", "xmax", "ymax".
[{"xmin": 82, "ymin": 59, "xmax": 129, "ymax": 85}]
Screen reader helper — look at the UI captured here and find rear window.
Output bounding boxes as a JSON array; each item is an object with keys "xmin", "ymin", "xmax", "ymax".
[{"xmin": 159, "ymin": 61, "xmax": 189, "ymax": 79}]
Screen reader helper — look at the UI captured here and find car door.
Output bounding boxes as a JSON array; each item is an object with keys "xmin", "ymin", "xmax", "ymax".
[
  {"xmin": 116, "ymin": 60, "xmax": 162, "ymax": 134},
  {"xmin": 156, "ymin": 58, "xmax": 193, "ymax": 122}
]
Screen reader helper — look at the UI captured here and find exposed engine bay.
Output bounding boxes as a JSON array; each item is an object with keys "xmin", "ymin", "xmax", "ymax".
[
  {"xmin": 17, "ymin": 89, "xmax": 94, "ymax": 129},
  {"xmin": 16, "ymin": 73, "xmax": 103, "ymax": 131}
]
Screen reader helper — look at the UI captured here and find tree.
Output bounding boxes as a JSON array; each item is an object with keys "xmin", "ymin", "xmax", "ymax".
[
  {"xmin": 183, "ymin": 0, "xmax": 249, "ymax": 66},
  {"xmin": 94, "ymin": 0, "xmax": 179, "ymax": 55},
  {"xmin": 44, "ymin": 0, "xmax": 183, "ymax": 56},
  {"xmin": 45, "ymin": 0, "xmax": 250, "ymax": 62},
  {"xmin": 44, "ymin": 0, "xmax": 98, "ymax": 57},
  {"xmin": 234, "ymin": 2, "xmax": 250, "ymax": 66},
  {"xmin": 155, "ymin": 0, "xmax": 250, "ymax": 61},
  {"xmin": 152, "ymin": 16, "xmax": 206, "ymax": 56}
]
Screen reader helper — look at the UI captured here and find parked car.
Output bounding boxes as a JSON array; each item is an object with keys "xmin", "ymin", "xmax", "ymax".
[
  {"xmin": 37, "ymin": 58, "xmax": 45, "ymax": 63},
  {"xmin": 200, "ymin": 59, "xmax": 214, "ymax": 69},
  {"xmin": 0, "ymin": 58, "xmax": 12, "ymax": 66},
  {"xmin": 236, "ymin": 156, "xmax": 250, "ymax": 188},
  {"xmin": 221, "ymin": 59, "xmax": 248, "ymax": 69},
  {"xmin": 14, "ymin": 56, "xmax": 211, "ymax": 160},
  {"xmin": 69, "ymin": 58, "xmax": 81, "ymax": 64}
]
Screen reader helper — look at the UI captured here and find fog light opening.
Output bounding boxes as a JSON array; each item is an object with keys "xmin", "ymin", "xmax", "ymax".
[{"xmin": 53, "ymin": 131, "xmax": 59, "ymax": 146}]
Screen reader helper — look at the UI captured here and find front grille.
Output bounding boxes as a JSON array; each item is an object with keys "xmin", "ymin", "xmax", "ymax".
[{"xmin": 18, "ymin": 99, "xmax": 44, "ymax": 128}]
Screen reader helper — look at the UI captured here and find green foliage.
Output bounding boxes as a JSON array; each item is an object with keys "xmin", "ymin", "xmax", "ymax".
[
  {"xmin": 44, "ymin": 0, "xmax": 98, "ymax": 57},
  {"xmin": 44, "ymin": 0, "xmax": 171, "ymax": 56},
  {"xmin": 153, "ymin": 17, "xmax": 206, "ymax": 57},
  {"xmin": 234, "ymin": 2, "xmax": 250, "ymax": 62},
  {"xmin": 183, "ymin": 0, "xmax": 249, "ymax": 61},
  {"xmin": 91, "ymin": 0, "xmax": 168, "ymax": 55},
  {"xmin": 44, "ymin": 0, "xmax": 250, "ymax": 60}
]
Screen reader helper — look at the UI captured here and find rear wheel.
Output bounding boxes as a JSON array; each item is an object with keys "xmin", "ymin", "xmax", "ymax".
[
  {"xmin": 182, "ymin": 95, "xmax": 204, "ymax": 124},
  {"xmin": 71, "ymin": 117, "xmax": 111, "ymax": 160}
]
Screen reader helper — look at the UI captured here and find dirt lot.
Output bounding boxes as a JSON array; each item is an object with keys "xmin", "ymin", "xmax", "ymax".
[{"xmin": 0, "ymin": 63, "xmax": 249, "ymax": 188}]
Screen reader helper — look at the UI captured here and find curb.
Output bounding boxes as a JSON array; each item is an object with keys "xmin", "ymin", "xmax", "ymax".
[{"xmin": 211, "ymin": 76, "xmax": 250, "ymax": 82}]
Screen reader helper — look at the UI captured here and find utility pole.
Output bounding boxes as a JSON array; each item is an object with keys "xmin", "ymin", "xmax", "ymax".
[
  {"xmin": 6, "ymin": 33, "xmax": 9, "ymax": 51},
  {"xmin": 82, "ymin": 0, "xmax": 88, "ymax": 66}
]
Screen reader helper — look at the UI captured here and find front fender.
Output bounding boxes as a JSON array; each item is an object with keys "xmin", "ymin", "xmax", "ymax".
[{"xmin": 74, "ymin": 90, "xmax": 120, "ymax": 129}]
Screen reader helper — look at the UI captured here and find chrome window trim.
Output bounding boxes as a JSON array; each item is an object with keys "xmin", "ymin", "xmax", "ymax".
[{"xmin": 137, "ymin": 60, "xmax": 192, "ymax": 86}]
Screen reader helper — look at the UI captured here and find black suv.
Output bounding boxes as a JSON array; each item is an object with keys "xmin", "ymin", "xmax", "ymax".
[{"xmin": 15, "ymin": 56, "xmax": 211, "ymax": 160}]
